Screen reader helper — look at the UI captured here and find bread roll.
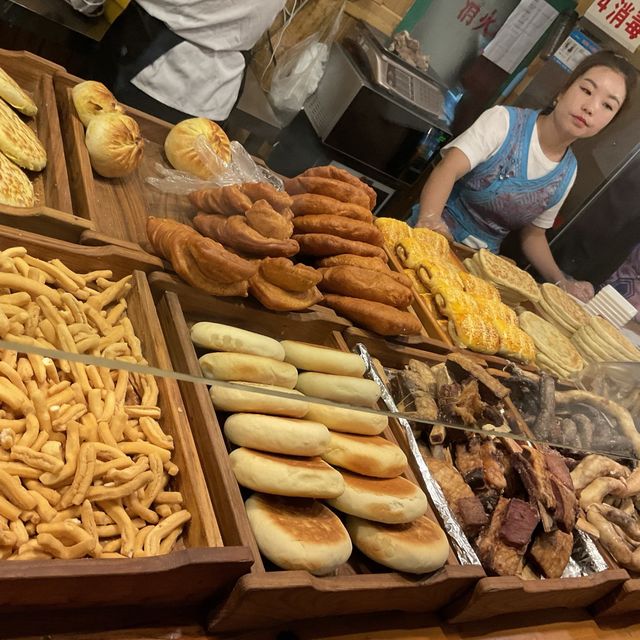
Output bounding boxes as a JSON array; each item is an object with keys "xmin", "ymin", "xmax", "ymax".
[
  {"xmin": 200, "ymin": 353, "xmax": 298, "ymax": 388},
  {"xmin": 305, "ymin": 403, "xmax": 387, "ymax": 436},
  {"xmin": 327, "ymin": 470, "xmax": 428, "ymax": 523},
  {"xmin": 296, "ymin": 372, "xmax": 380, "ymax": 407},
  {"xmin": 346, "ymin": 515, "xmax": 449, "ymax": 574},
  {"xmin": 209, "ymin": 382, "xmax": 309, "ymax": 417},
  {"xmin": 246, "ymin": 493, "xmax": 352, "ymax": 575},
  {"xmin": 224, "ymin": 413, "xmax": 330, "ymax": 456},
  {"xmin": 322, "ymin": 432, "xmax": 407, "ymax": 478},
  {"xmin": 71, "ymin": 80, "xmax": 122, "ymax": 127},
  {"xmin": 281, "ymin": 340, "xmax": 366, "ymax": 377},
  {"xmin": 229, "ymin": 448, "xmax": 344, "ymax": 498},
  {"xmin": 191, "ymin": 322, "xmax": 285, "ymax": 361}
]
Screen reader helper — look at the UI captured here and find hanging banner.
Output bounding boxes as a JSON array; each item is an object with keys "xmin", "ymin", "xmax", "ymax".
[{"xmin": 585, "ymin": 0, "xmax": 640, "ymax": 52}]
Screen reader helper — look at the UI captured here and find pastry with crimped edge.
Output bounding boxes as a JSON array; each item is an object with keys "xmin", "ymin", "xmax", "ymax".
[
  {"xmin": 0, "ymin": 97, "xmax": 46, "ymax": 171},
  {"xmin": 0, "ymin": 149, "xmax": 35, "ymax": 208},
  {"xmin": 0, "ymin": 65, "xmax": 37, "ymax": 116}
]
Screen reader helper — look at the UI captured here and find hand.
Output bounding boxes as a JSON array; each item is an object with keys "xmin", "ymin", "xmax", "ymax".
[
  {"xmin": 557, "ymin": 275, "xmax": 595, "ymax": 302},
  {"xmin": 416, "ymin": 212, "xmax": 453, "ymax": 241}
]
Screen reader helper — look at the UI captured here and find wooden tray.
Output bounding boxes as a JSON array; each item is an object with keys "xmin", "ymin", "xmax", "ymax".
[
  {"xmin": 0, "ymin": 232, "xmax": 252, "ymax": 617},
  {"xmin": 0, "ymin": 50, "xmax": 90, "ymax": 242},
  {"xmin": 592, "ymin": 578, "xmax": 640, "ymax": 616},
  {"xmin": 54, "ymin": 71, "xmax": 195, "ymax": 251},
  {"xmin": 339, "ymin": 332, "xmax": 628, "ymax": 622},
  {"xmin": 154, "ymin": 285, "xmax": 483, "ymax": 633}
]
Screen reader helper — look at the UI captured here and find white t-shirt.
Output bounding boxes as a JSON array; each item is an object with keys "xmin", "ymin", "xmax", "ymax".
[
  {"xmin": 131, "ymin": 0, "xmax": 285, "ymax": 120},
  {"xmin": 443, "ymin": 105, "xmax": 577, "ymax": 229}
]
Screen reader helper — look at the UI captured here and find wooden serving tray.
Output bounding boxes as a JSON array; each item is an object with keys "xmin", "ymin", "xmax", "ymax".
[
  {"xmin": 0, "ymin": 232, "xmax": 252, "ymax": 617},
  {"xmin": 0, "ymin": 50, "xmax": 90, "ymax": 242},
  {"xmin": 154, "ymin": 285, "xmax": 483, "ymax": 633},
  {"xmin": 339, "ymin": 332, "xmax": 629, "ymax": 623},
  {"xmin": 54, "ymin": 71, "xmax": 195, "ymax": 252}
]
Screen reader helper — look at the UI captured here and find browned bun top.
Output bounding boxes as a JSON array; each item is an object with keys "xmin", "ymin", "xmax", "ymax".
[
  {"xmin": 341, "ymin": 469, "xmax": 418, "ymax": 497},
  {"xmin": 248, "ymin": 449, "xmax": 332, "ymax": 471}
]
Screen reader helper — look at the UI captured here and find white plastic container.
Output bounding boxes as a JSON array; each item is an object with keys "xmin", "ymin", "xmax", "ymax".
[{"xmin": 585, "ymin": 285, "xmax": 637, "ymax": 328}]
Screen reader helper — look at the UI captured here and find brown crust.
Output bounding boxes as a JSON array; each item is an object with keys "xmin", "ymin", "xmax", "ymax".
[
  {"xmin": 244, "ymin": 199, "xmax": 294, "ymax": 240},
  {"xmin": 293, "ymin": 215, "xmax": 384, "ymax": 246},
  {"xmin": 341, "ymin": 469, "xmax": 420, "ymax": 498},
  {"xmin": 188, "ymin": 185, "xmax": 252, "ymax": 215},
  {"xmin": 300, "ymin": 166, "xmax": 377, "ymax": 209},
  {"xmin": 249, "ymin": 271, "xmax": 323, "ymax": 311},
  {"xmin": 239, "ymin": 182, "xmax": 293, "ymax": 213},
  {"xmin": 259, "ymin": 257, "xmax": 322, "ymax": 293},
  {"xmin": 284, "ymin": 176, "xmax": 371, "ymax": 208},
  {"xmin": 293, "ymin": 233, "xmax": 387, "ymax": 260},
  {"xmin": 290, "ymin": 194, "xmax": 373, "ymax": 222}
]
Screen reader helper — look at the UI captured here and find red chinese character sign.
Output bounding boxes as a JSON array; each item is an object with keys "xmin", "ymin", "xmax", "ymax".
[{"xmin": 585, "ymin": 0, "xmax": 640, "ymax": 51}]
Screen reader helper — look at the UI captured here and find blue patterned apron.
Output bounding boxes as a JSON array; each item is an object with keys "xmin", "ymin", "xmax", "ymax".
[{"xmin": 419, "ymin": 107, "xmax": 577, "ymax": 254}]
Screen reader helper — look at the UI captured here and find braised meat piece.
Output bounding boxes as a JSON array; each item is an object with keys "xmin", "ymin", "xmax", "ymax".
[
  {"xmin": 446, "ymin": 353, "xmax": 510, "ymax": 403},
  {"xmin": 549, "ymin": 476, "xmax": 578, "ymax": 533},
  {"xmin": 425, "ymin": 456, "xmax": 475, "ymax": 522},
  {"xmin": 455, "ymin": 437, "xmax": 485, "ymax": 489},
  {"xmin": 513, "ymin": 446, "xmax": 556, "ymax": 512},
  {"xmin": 439, "ymin": 380, "xmax": 484, "ymax": 426},
  {"xmin": 457, "ymin": 495, "xmax": 488, "ymax": 537},
  {"xmin": 530, "ymin": 529, "xmax": 574, "ymax": 579},
  {"xmin": 543, "ymin": 449, "xmax": 573, "ymax": 489},
  {"xmin": 480, "ymin": 439, "xmax": 507, "ymax": 492},
  {"xmin": 499, "ymin": 499, "xmax": 540, "ymax": 549}
]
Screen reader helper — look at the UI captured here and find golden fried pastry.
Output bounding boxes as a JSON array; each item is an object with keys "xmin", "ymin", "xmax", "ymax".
[
  {"xmin": 189, "ymin": 184, "xmax": 252, "ymax": 215},
  {"xmin": 260, "ymin": 257, "xmax": 322, "ymax": 293},
  {"xmin": 293, "ymin": 215, "xmax": 384, "ymax": 246},
  {"xmin": 249, "ymin": 271, "xmax": 323, "ymax": 311},
  {"xmin": 301, "ymin": 165, "xmax": 376, "ymax": 208},
  {"xmin": 290, "ymin": 193, "xmax": 373, "ymax": 222},
  {"xmin": 244, "ymin": 199, "xmax": 294, "ymax": 240},
  {"xmin": 240, "ymin": 181, "xmax": 293, "ymax": 213},
  {"xmin": 284, "ymin": 176, "xmax": 370, "ymax": 208},
  {"xmin": 294, "ymin": 233, "xmax": 386, "ymax": 260}
]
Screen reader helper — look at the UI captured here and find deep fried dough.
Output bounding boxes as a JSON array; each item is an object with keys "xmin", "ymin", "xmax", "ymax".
[
  {"xmin": 290, "ymin": 194, "xmax": 373, "ymax": 222},
  {"xmin": 284, "ymin": 176, "xmax": 370, "ymax": 208},
  {"xmin": 294, "ymin": 233, "xmax": 386, "ymax": 260},
  {"xmin": 293, "ymin": 215, "xmax": 384, "ymax": 246}
]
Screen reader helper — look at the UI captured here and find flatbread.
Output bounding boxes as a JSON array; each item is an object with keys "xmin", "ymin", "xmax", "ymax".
[
  {"xmin": 0, "ymin": 66, "xmax": 37, "ymax": 116},
  {"xmin": 581, "ymin": 324, "xmax": 635, "ymax": 362},
  {"xmin": 0, "ymin": 150, "xmax": 35, "ymax": 208},
  {"xmin": 477, "ymin": 249, "xmax": 541, "ymax": 303},
  {"xmin": 534, "ymin": 298, "xmax": 575, "ymax": 337},
  {"xmin": 571, "ymin": 332, "xmax": 605, "ymax": 363},
  {"xmin": 540, "ymin": 283, "xmax": 590, "ymax": 330},
  {"xmin": 536, "ymin": 352, "xmax": 575, "ymax": 380},
  {"xmin": 519, "ymin": 311, "xmax": 584, "ymax": 374},
  {"xmin": 0, "ymin": 97, "xmax": 46, "ymax": 171},
  {"xmin": 589, "ymin": 316, "xmax": 640, "ymax": 361}
]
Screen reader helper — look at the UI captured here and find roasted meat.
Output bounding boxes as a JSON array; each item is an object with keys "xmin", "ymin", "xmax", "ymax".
[
  {"xmin": 499, "ymin": 499, "xmax": 540, "ymax": 549},
  {"xmin": 513, "ymin": 446, "xmax": 556, "ymax": 512},
  {"xmin": 530, "ymin": 529, "xmax": 573, "ymax": 579},
  {"xmin": 446, "ymin": 353, "xmax": 510, "ymax": 402},
  {"xmin": 479, "ymin": 439, "xmax": 507, "ymax": 492},
  {"xmin": 439, "ymin": 380, "xmax": 484, "ymax": 426},
  {"xmin": 457, "ymin": 495, "xmax": 489, "ymax": 537}
]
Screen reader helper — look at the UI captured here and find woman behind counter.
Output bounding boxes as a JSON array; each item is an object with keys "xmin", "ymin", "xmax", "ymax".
[{"xmin": 414, "ymin": 51, "xmax": 637, "ymax": 301}]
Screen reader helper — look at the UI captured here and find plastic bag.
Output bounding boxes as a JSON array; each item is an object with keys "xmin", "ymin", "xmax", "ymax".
[
  {"xmin": 268, "ymin": 1, "xmax": 345, "ymax": 121},
  {"xmin": 146, "ymin": 137, "xmax": 284, "ymax": 195}
]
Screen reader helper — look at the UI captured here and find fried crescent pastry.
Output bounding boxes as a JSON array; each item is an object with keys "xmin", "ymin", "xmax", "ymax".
[
  {"xmin": 244, "ymin": 199, "xmax": 293, "ymax": 240},
  {"xmin": 293, "ymin": 233, "xmax": 386, "ymax": 260},
  {"xmin": 193, "ymin": 213, "xmax": 300, "ymax": 257},
  {"xmin": 290, "ymin": 194, "xmax": 373, "ymax": 222},
  {"xmin": 284, "ymin": 177, "xmax": 370, "ymax": 208},
  {"xmin": 300, "ymin": 166, "xmax": 376, "ymax": 208},
  {"xmin": 239, "ymin": 182, "xmax": 293, "ymax": 213},
  {"xmin": 319, "ymin": 265, "xmax": 412, "ymax": 309},
  {"xmin": 259, "ymin": 258, "xmax": 322, "ymax": 293},
  {"xmin": 249, "ymin": 271, "xmax": 323, "ymax": 311},
  {"xmin": 188, "ymin": 184, "xmax": 252, "ymax": 215},
  {"xmin": 323, "ymin": 294, "xmax": 422, "ymax": 336},
  {"xmin": 293, "ymin": 215, "xmax": 384, "ymax": 246},
  {"xmin": 190, "ymin": 235, "xmax": 258, "ymax": 283},
  {"xmin": 317, "ymin": 254, "xmax": 412, "ymax": 288}
]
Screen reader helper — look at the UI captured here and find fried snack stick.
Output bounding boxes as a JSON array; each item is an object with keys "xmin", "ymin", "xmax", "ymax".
[{"xmin": 323, "ymin": 294, "xmax": 422, "ymax": 336}]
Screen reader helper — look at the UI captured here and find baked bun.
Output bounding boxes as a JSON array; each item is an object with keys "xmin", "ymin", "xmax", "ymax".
[
  {"xmin": 199, "ymin": 352, "xmax": 298, "ymax": 388},
  {"xmin": 322, "ymin": 432, "xmax": 407, "ymax": 478},
  {"xmin": 346, "ymin": 515, "xmax": 449, "ymax": 574},
  {"xmin": 281, "ymin": 340, "xmax": 366, "ymax": 377},
  {"xmin": 229, "ymin": 448, "xmax": 345, "ymax": 498},
  {"xmin": 191, "ymin": 322, "xmax": 285, "ymax": 361},
  {"xmin": 210, "ymin": 382, "xmax": 309, "ymax": 417},
  {"xmin": 327, "ymin": 470, "xmax": 428, "ymax": 523},
  {"xmin": 164, "ymin": 117, "xmax": 231, "ymax": 179},
  {"xmin": 224, "ymin": 413, "xmax": 330, "ymax": 456},
  {"xmin": 246, "ymin": 493, "xmax": 352, "ymax": 575},
  {"xmin": 295, "ymin": 372, "xmax": 380, "ymax": 407},
  {"xmin": 71, "ymin": 80, "xmax": 123, "ymax": 127},
  {"xmin": 305, "ymin": 403, "xmax": 387, "ymax": 436}
]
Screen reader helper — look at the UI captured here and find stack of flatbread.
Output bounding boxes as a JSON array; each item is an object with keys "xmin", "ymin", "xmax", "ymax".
[
  {"xmin": 519, "ymin": 311, "xmax": 585, "ymax": 379},
  {"xmin": 572, "ymin": 316, "xmax": 640, "ymax": 364},
  {"xmin": 533, "ymin": 283, "xmax": 590, "ymax": 337},
  {"xmin": 464, "ymin": 249, "xmax": 540, "ymax": 307},
  {"xmin": 0, "ymin": 66, "xmax": 45, "ymax": 209}
]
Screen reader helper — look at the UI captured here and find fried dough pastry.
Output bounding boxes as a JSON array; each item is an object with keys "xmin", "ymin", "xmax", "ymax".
[
  {"xmin": 319, "ymin": 265, "xmax": 412, "ymax": 309},
  {"xmin": 260, "ymin": 257, "xmax": 321, "ymax": 292},
  {"xmin": 188, "ymin": 184, "xmax": 252, "ymax": 215},
  {"xmin": 294, "ymin": 233, "xmax": 386, "ymax": 260},
  {"xmin": 284, "ymin": 176, "xmax": 371, "ymax": 208},
  {"xmin": 249, "ymin": 271, "xmax": 322, "ymax": 311},
  {"xmin": 300, "ymin": 165, "xmax": 376, "ymax": 208},
  {"xmin": 239, "ymin": 181, "xmax": 293, "ymax": 213},
  {"xmin": 290, "ymin": 193, "xmax": 373, "ymax": 222},
  {"xmin": 317, "ymin": 254, "xmax": 412, "ymax": 288},
  {"xmin": 147, "ymin": 217, "xmax": 251, "ymax": 296},
  {"xmin": 293, "ymin": 214, "xmax": 384, "ymax": 246},
  {"xmin": 323, "ymin": 294, "xmax": 422, "ymax": 336},
  {"xmin": 193, "ymin": 213, "xmax": 299, "ymax": 257},
  {"xmin": 244, "ymin": 199, "xmax": 293, "ymax": 240}
]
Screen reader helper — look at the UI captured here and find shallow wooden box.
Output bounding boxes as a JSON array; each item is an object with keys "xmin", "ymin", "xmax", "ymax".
[
  {"xmin": 153, "ymin": 282, "xmax": 483, "ymax": 633},
  {"xmin": 0, "ymin": 50, "xmax": 88, "ymax": 242},
  {"xmin": 54, "ymin": 71, "xmax": 194, "ymax": 251},
  {"xmin": 340, "ymin": 332, "xmax": 629, "ymax": 623},
  {"xmin": 0, "ymin": 228, "xmax": 252, "ymax": 619}
]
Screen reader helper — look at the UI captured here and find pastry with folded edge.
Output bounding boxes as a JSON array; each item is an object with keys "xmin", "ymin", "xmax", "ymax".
[
  {"xmin": 259, "ymin": 258, "xmax": 321, "ymax": 293},
  {"xmin": 230, "ymin": 448, "xmax": 345, "ymax": 498},
  {"xmin": 290, "ymin": 193, "xmax": 373, "ymax": 222},
  {"xmin": 244, "ymin": 200, "xmax": 293, "ymax": 240},
  {"xmin": 293, "ymin": 215, "xmax": 384, "ymax": 246},
  {"xmin": 249, "ymin": 270, "xmax": 323, "ymax": 312},
  {"xmin": 301, "ymin": 165, "xmax": 377, "ymax": 209},
  {"xmin": 239, "ymin": 181, "xmax": 293, "ymax": 213},
  {"xmin": 246, "ymin": 493, "xmax": 352, "ymax": 575},
  {"xmin": 284, "ymin": 176, "xmax": 370, "ymax": 208},
  {"xmin": 294, "ymin": 234, "xmax": 387, "ymax": 260}
]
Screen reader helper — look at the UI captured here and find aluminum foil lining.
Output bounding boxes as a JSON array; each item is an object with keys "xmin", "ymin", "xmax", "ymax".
[{"xmin": 355, "ymin": 343, "xmax": 480, "ymax": 566}]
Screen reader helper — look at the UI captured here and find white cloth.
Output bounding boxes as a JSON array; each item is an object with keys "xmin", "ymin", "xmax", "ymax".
[
  {"xmin": 131, "ymin": 0, "xmax": 285, "ymax": 120},
  {"xmin": 443, "ymin": 105, "xmax": 577, "ymax": 229}
]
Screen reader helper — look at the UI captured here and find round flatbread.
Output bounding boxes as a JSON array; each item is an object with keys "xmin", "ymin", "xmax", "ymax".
[
  {"xmin": 540, "ymin": 283, "xmax": 590, "ymax": 329},
  {"xmin": 588, "ymin": 316, "xmax": 640, "ymax": 361},
  {"xmin": 246, "ymin": 493, "xmax": 352, "ymax": 575},
  {"xmin": 0, "ymin": 96, "xmax": 46, "ymax": 171},
  {"xmin": 0, "ymin": 150, "xmax": 34, "ymax": 208}
]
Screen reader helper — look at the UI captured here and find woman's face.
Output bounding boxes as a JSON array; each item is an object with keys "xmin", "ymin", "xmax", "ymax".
[{"xmin": 554, "ymin": 65, "xmax": 627, "ymax": 138}]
